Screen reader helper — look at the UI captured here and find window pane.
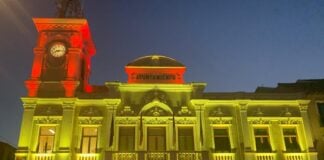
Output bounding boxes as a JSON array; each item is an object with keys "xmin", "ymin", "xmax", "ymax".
[
  {"xmin": 214, "ymin": 129, "xmax": 231, "ymax": 152},
  {"xmin": 83, "ymin": 128, "xmax": 97, "ymax": 136},
  {"xmin": 147, "ymin": 127, "xmax": 166, "ymax": 151},
  {"xmin": 254, "ymin": 128, "xmax": 271, "ymax": 152},
  {"xmin": 90, "ymin": 137, "xmax": 97, "ymax": 153},
  {"xmin": 119, "ymin": 127, "xmax": 135, "ymax": 151},
  {"xmin": 283, "ymin": 128, "xmax": 301, "ymax": 152},
  {"xmin": 38, "ymin": 126, "xmax": 55, "ymax": 153},
  {"xmin": 178, "ymin": 127, "xmax": 194, "ymax": 151},
  {"xmin": 81, "ymin": 137, "xmax": 90, "ymax": 153},
  {"xmin": 81, "ymin": 127, "xmax": 98, "ymax": 153}
]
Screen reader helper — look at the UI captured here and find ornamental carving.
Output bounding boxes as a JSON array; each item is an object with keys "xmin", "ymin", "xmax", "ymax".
[
  {"xmin": 279, "ymin": 119, "xmax": 302, "ymax": 124},
  {"xmin": 115, "ymin": 118, "xmax": 137, "ymax": 124},
  {"xmin": 145, "ymin": 106, "xmax": 170, "ymax": 116},
  {"xmin": 209, "ymin": 118, "xmax": 232, "ymax": 124},
  {"xmin": 78, "ymin": 117, "xmax": 103, "ymax": 125},
  {"xmin": 34, "ymin": 116, "xmax": 61, "ymax": 124},
  {"xmin": 248, "ymin": 119, "xmax": 271, "ymax": 124},
  {"xmin": 178, "ymin": 106, "xmax": 193, "ymax": 116},
  {"xmin": 79, "ymin": 107, "xmax": 102, "ymax": 117},
  {"xmin": 176, "ymin": 118, "xmax": 196, "ymax": 124},
  {"xmin": 144, "ymin": 117, "xmax": 169, "ymax": 124},
  {"xmin": 34, "ymin": 106, "xmax": 63, "ymax": 116},
  {"xmin": 118, "ymin": 106, "xmax": 135, "ymax": 116},
  {"xmin": 143, "ymin": 89, "xmax": 169, "ymax": 105},
  {"xmin": 36, "ymin": 24, "xmax": 85, "ymax": 32}
]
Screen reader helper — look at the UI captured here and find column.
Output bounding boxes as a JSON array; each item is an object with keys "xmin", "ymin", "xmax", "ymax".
[
  {"xmin": 236, "ymin": 101, "xmax": 253, "ymax": 160},
  {"xmin": 57, "ymin": 99, "xmax": 76, "ymax": 160},
  {"xmin": 298, "ymin": 101, "xmax": 318, "ymax": 160},
  {"xmin": 16, "ymin": 98, "xmax": 36, "ymax": 159},
  {"xmin": 104, "ymin": 100, "xmax": 121, "ymax": 160}
]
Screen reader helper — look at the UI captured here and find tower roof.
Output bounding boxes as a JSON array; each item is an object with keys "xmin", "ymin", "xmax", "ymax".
[{"xmin": 126, "ymin": 55, "xmax": 184, "ymax": 67}]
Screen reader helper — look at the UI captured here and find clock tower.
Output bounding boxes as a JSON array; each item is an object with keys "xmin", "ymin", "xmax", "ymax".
[{"xmin": 25, "ymin": 6, "xmax": 96, "ymax": 97}]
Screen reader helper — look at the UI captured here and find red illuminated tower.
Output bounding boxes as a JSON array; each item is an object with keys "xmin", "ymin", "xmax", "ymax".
[{"xmin": 25, "ymin": 0, "xmax": 95, "ymax": 97}]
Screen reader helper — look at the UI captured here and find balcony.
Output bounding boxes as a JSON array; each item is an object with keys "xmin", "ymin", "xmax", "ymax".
[
  {"xmin": 145, "ymin": 152, "xmax": 170, "ymax": 160},
  {"xmin": 108, "ymin": 151, "xmax": 204, "ymax": 160},
  {"xmin": 255, "ymin": 153, "xmax": 276, "ymax": 160},
  {"xmin": 32, "ymin": 153, "xmax": 55, "ymax": 160},
  {"xmin": 177, "ymin": 152, "xmax": 202, "ymax": 160},
  {"xmin": 212, "ymin": 153, "xmax": 235, "ymax": 160},
  {"xmin": 76, "ymin": 153, "xmax": 100, "ymax": 160},
  {"xmin": 113, "ymin": 152, "xmax": 138, "ymax": 160},
  {"xmin": 284, "ymin": 153, "xmax": 305, "ymax": 160}
]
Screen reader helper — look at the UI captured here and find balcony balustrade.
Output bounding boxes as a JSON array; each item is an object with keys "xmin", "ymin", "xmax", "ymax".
[
  {"xmin": 113, "ymin": 152, "xmax": 138, "ymax": 160},
  {"xmin": 32, "ymin": 153, "xmax": 55, "ymax": 160},
  {"xmin": 284, "ymin": 153, "xmax": 305, "ymax": 160},
  {"xmin": 212, "ymin": 153, "xmax": 235, "ymax": 160},
  {"xmin": 108, "ymin": 151, "xmax": 204, "ymax": 160},
  {"xmin": 255, "ymin": 153, "xmax": 276, "ymax": 160},
  {"xmin": 146, "ymin": 152, "xmax": 170, "ymax": 160},
  {"xmin": 177, "ymin": 152, "xmax": 202, "ymax": 160},
  {"xmin": 76, "ymin": 153, "xmax": 100, "ymax": 160}
]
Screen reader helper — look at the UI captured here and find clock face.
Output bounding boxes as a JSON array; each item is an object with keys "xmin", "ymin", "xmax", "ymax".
[{"xmin": 50, "ymin": 42, "xmax": 66, "ymax": 58}]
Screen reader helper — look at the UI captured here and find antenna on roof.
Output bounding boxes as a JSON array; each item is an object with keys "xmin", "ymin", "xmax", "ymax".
[{"xmin": 55, "ymin": 0, "xmax": 84, "ymax": 18}]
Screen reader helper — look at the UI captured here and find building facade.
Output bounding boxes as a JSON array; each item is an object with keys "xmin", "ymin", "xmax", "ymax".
[{"xmin": 15, "ymin": 17, "xmax": 322, "ymax": 160}]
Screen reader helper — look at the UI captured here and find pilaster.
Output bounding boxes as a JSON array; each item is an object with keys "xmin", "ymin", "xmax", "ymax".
[
  {"xmin": 57, "ymin": 99, "xmax": 76, "ymax": 160},
  {"xmin": 16, "ymin": 98, "xmax": 37, "ymax": 159}
]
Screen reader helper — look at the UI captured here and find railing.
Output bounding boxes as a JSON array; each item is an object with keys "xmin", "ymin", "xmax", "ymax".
[
  {"xmin": 32, "ymin": 153, "xmax": 55, "ymax": 160},
  {"xmin": 146, "ymin": 152, "xmax": 170, "ymax": 160},
  {"xmin": 255, "ymin": 153, "xmax": 276, "ymax": 160},
  {"xmin": 212, "ymin": 153, "xmax": 235, "ymax": 160},
  {"xmin": 76, "ymin": 153, "xmax": 100, "ymax": 160},
  {"xmin": 284, "ymin": 153, "xmax": 305, "ymax": 160},
  {"xmin": 113, "ymin": 152, "xmax": 138, "ymax": 160},
  {"xmin": 177, "ymin": 152, "xmax": 202, "ymax": 160}
]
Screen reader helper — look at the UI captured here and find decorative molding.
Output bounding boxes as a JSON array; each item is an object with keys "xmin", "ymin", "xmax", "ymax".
[
  {"xmin": 209, "ymin": 107, "xmax": 224, "ymax": 116},
  {"xmin": 176, "ymin": 117, "xmax": 196, "ymax": 124},
  {"xmin": 79, "ymin": 107, "xmax": 102, "ymax": 117},
  {"xmin": 209, "ymin": 117, "xmax": 232, "ymax": 124},
  {"xmin": 279, "ymin": 119, "xmax": 302, "ymax": 125},
  {"xmin": 118, "ymin": 106, "xmax": 135, "ymax": 116},
  {"xmin": 144, "ymin": 117, "xmax": 169, "ymax": 124},
  {"xmin": 34, "ymin": 116, "xmax": 61, "ymax": 124},
  {"xmin": 78, "ymin": 117, "xmax": 103, "ymax": 125},
  {"xmin": 248, "ymin": 119, "xmax": 272, "ymax": 124},
  {"xmin": 115, "ymin": 117, "xmax": 138, "ymax": 124},
  {"xmin": 178, "ymin": 106, "xmax": 193, "ymax": 116}
]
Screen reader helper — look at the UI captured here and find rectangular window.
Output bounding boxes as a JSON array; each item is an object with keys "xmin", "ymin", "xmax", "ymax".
[
  {"xmin": 213, "ymin": 128, "xmax": 231, "ymax": 152},
  {"xmin": 254, "ymin": 128, "xmax": 272, "ymax": 152},
  {"xmin": 38, "ymin": 126, "xmax": 55, "ymax": 153},
  {"xmin": 81, "ymin": 127, "xmax": 98, "ymax": 153},
  {"xmin": 317, "ymin": 103, "xmax": 324, "ymax": 127},
  {"xmin": 283, "ymin": 128, "xmax": 301, "ymax": 152},
  {"xmin": 147, "ymin": 127, "xmax": 166, "ymax": 151},
  {"xmin": 178, "ymin": 127, "xmax": 194, "ymax": 151},
  {"xmin": 119, "ymin": 127, "xmax": 135, "ymax": 151}
]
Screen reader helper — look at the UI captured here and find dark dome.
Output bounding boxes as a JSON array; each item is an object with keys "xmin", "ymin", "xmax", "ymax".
[{"xmin": 126, "ymin": 55, "xmax": 185, "ymax": 67}]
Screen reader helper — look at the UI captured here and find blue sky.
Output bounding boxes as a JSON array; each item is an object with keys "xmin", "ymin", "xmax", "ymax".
[{"xmin": 0, "ymin": 0, "xmax": 324, "ymax": 146}]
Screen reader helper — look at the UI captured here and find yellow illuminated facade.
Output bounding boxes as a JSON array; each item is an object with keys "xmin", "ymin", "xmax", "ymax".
[{"xmin": 15, "ymin": 17, "xmax": 323, "ymax": 160}]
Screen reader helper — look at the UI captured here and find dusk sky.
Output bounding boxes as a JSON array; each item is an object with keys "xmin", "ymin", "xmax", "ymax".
[{"xmin": 0, "ymin": 0, "xmax": 324, "ymax": 147}]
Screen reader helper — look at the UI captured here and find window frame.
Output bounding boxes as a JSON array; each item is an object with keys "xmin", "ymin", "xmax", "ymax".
[
  {"xmin": 212, "ymin": 127, "xmax": 232, "ymax": 153},
  {"xmin": 37, "ymin": 126, "xmax": 57, "ymax": 153},
  {"xmin": 253, "ymin": 127, "xmax": 272, "ymax": 152},
  {"xmin": 177, "ymin": 126, "xmax": 195, "ymax": 151},
  {"xmin": 282, "ymin": 127, "xmax": 301, "ymax": 152},
  {"xmin": 118, "ymin": 126, "xmax": 136, "ymax": 151},
  {"xmin": 80, "ymin": 127, "xmax": 98, "ymax": 153}
]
